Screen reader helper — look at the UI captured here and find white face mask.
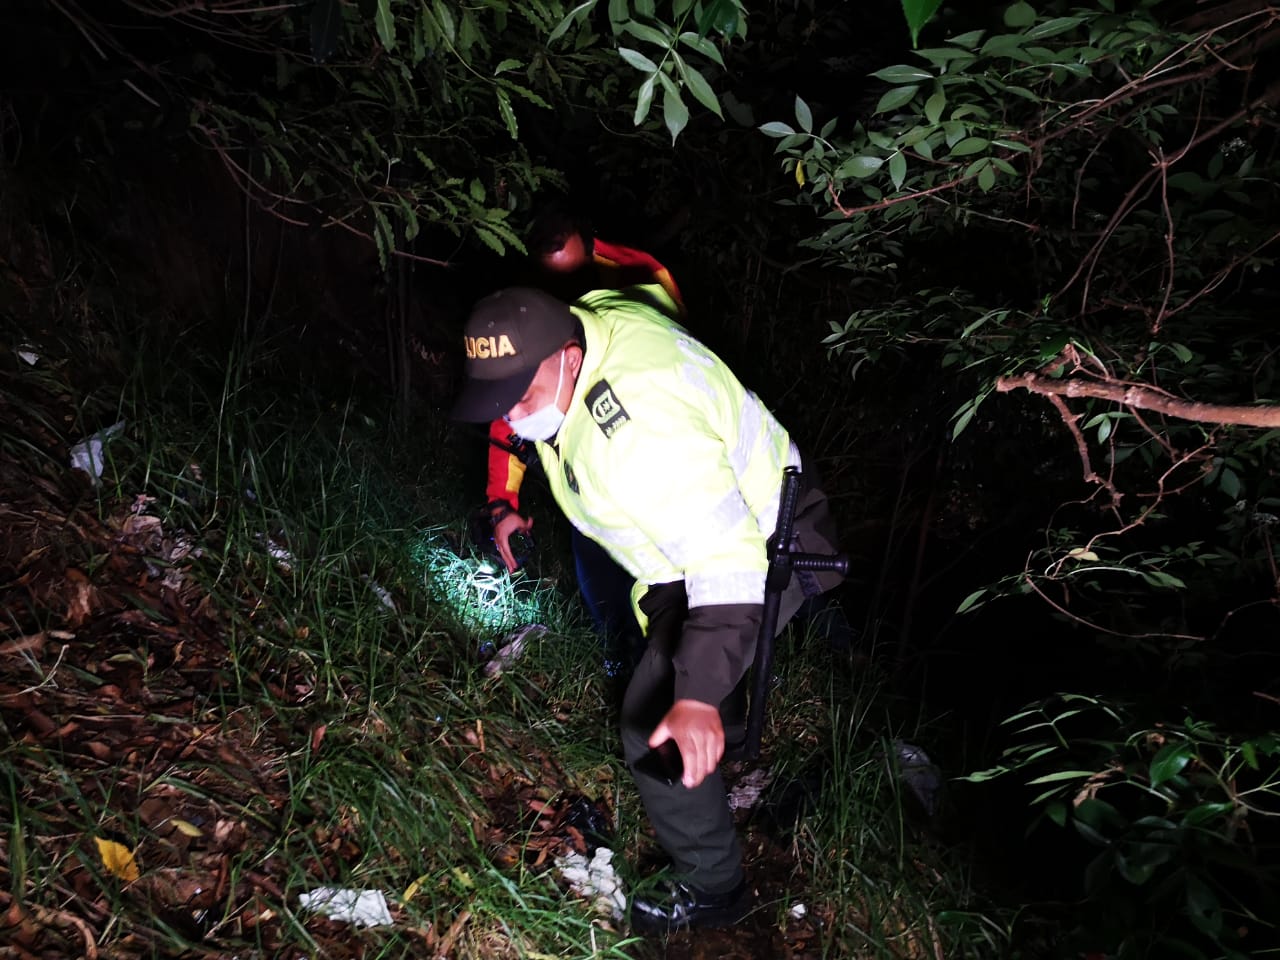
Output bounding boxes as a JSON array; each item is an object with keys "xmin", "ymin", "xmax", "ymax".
[{"xmin": 507, "ymin": 351, "xmax": 567, "ymax": 442}]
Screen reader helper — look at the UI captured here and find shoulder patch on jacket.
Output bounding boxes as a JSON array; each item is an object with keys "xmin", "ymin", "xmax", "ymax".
[{"xmin": 584, "ymin": 379, "xmax": 630, "ymax": 438}]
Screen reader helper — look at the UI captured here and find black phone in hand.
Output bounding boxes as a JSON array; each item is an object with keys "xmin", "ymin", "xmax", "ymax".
[{"xmin": 634, "ymin": 738, "xmax": 684, "ymax": 786}]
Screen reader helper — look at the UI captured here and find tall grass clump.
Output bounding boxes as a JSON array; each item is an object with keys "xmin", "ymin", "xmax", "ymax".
[
  {"xmin": 122, "ymin": 339, "xmax": 645, "ymax": 956},
  {"xmin": 763, "ymin": 626, "xmax": 1016, "ymax": 959}
]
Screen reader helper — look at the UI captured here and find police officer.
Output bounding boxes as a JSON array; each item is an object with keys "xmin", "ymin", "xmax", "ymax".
[{"xmin": 452, "ymin": 284, "xmax": 844, "ymax": 932}]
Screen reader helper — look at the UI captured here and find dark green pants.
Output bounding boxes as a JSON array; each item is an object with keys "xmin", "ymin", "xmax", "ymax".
[
  {"xmin": 620, "ymin": 581, "xmax": 747, "ymax": 894},
  {"xmin": 619, "ymin": 478, "xmax": 843, "ymax": 893}
]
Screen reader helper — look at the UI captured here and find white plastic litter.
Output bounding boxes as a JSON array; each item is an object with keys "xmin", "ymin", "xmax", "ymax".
[
  {"xmin": 297, "ymin": 887, "xmax": 393, "ymax": 927},
  {"xmin": 17, "ymin": 345, "xmax": 39, "ymax": 365},
  {"xmin": 69, "ymin": 420, "xmax": 126, "ymax": 482},
  {"xmin": 727, "ymin": 767, "xmax": 774, "ymax": 811},
  {"xmin": 556, "ymin": 846, "xmax": 626, "ymax": 920},
  {"xmin": 789, "ymin": 902, "xmax": 807, "ymax": 919},
  {"xmin": 256, "ymin": 536, "xmax": 294, "ymax": 572},
  {"xmin": 483, "ymin": 623, "xmax": 548, "ymax": 677},
  {"xmin": 362, "ymin": 575, "xmax": 397, "ymax": 612},
  {"xmin": 892, "ymin": 740, "xmax": 943, "ymax": 818}
]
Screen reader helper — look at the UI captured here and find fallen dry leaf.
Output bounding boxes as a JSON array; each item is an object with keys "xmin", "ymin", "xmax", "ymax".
[
  {"xmin": 170, "ymin": 818, "xmax": 204, "ymax": 838},
  {"xmin": 25, "ymin": 708, "xmax": 57, "ymax": 738},
  {"xmin": 94, "ymin": 836, "xmax": 140, "ymax": 883},
  {"xmin": 121, "ymin": 514, "xmax": 162, "ymax": 540},
  {"xmin": 63, "ymin": 568, "xmax": 99, "ymax": 628}
]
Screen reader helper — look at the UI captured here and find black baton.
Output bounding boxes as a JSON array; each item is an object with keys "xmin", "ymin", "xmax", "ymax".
[{"xmin": 731, "ymin": 466, "xmax": 849, "ymax": 762}]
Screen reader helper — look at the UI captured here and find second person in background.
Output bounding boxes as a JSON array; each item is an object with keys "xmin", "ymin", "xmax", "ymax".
[{"xmin": 481, "ymin": 201, "xmax": 685, "ymax": 677}]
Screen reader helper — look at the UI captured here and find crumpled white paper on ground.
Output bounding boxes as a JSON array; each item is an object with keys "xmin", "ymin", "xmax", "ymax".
[
  {"xmin": 727, "ymin": 767, "xmax": 774, "ymax": 812},
  {"xmin": 556, "ymin": 846, "xmax": 626, "ymax": 920},
  {"xmin": 296, "ymin": 887, "xmax": 394, "ymax": 927},
  {"xmin": 69, "ymin": 420, "xmax": 126, "ymax": 482}
]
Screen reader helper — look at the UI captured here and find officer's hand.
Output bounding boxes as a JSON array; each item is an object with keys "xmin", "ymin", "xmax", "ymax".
[
  {"xmin": 649, "ymin": 699, "xmax": 723, "ymax": 790},
  {"xmin": 493, "ymin": 511, "xmax": 533, "ymax": 573}
]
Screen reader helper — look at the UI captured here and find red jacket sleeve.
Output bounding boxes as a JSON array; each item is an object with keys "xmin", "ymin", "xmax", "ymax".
[{"xmin": 485, "ymin": 418, "xmax": 527, "ymax": 511}]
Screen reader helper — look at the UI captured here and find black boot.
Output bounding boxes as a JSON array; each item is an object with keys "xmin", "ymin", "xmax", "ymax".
[{"xmin": 629, "ymin": 875, "xmax": 752, "ymax": 934}]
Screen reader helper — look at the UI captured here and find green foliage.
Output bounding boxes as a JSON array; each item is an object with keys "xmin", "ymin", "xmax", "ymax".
[
  {"xmin": 66, "ymin": 0, "xmax": 771, "ymax": 263},
  {"xmin": 0, "ymin": 269, "xmax": 636, "ymax": 955},
  {"xmin": 217, "ymin": 0, "xmax": 573, "ymax": 263},
  {"xmin": 768, "ymin": 633, "xmax": 1016, "ymax": 958},
  {"xmin": 772, "ymin": 14, "xmax": 1280, "ymax": 935},
  {"xmin": 49, "ymin": 0, "xmax": 950, "ymax": 267},
  {"xmin": 764, "ymin": 0, "xmax": 1279, "ymax": 381},
  {"xmin": 548, "ymin": 0, "xmax": 736, "ymax": 143},
  {"xmin": 965, "ymin": 695, "xmax": 1280, "ymax": 958},
  {"xmin": 56, "ymin": 1, "xmax": 606, "ymax": 265},
  {"xmin": 762, "ymin": 0, "xmax": 1280, "ymax": 649},
  {"xmin": 901, "ymin": 0, "xmax": 944, "ymax": 47}
]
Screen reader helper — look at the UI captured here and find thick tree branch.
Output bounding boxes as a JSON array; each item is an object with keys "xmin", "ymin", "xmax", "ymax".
[{"xmin": 997, "ymin": 373, "xmax": 1280, "ymax": 427}]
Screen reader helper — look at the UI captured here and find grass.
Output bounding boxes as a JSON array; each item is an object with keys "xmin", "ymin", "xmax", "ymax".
[
  {"xmin": 760, "ymin": 626, "xmax": 1015, "ymax": 959},
  {"xmin": 0, "ymin": 219, "xmax": 1015, "ymax": 959}
]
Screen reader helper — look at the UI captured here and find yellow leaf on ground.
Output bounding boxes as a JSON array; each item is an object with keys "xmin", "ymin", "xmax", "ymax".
[
  {"xmin": 402, "ymin": 872, "xmax": 430, "ymax": 903},
  {"xmin": 170, "ymin": 818, "xmax": 203, "ymax": 838},
  {"xmin": 94, "ymin": 836, "xmax": 140, "ymax": 882}
]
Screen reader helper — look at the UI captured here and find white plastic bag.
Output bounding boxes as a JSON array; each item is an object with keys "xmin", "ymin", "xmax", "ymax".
[
  {"xmin": 69, "ymin": 420, "xmax": 126, "ymax": 483},
  {"xmin": 297, "ymin": 887, "xmax": 393, "ymax": 927}
]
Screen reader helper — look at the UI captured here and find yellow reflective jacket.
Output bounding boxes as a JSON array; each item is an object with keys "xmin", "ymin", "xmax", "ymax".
[{"xmin": 535, "ymin": 284, "xmax": 803, "ymax": 703}]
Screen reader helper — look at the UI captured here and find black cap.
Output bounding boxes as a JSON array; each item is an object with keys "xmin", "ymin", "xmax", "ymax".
[{"xmin": 451, "ymin": 287, "xmax": 576, "ymax": 422}]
